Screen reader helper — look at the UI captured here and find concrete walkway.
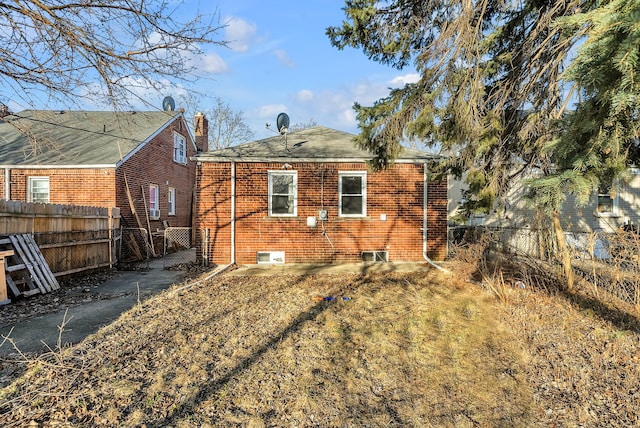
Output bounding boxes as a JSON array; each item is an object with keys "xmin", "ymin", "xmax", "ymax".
[{"xmin": 0, "ymin": 254, "xmax": 193, "ymax": 357}]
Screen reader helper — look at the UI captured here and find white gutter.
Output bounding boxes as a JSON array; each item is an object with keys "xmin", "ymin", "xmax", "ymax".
[
  {"xmin": 423, "ymin": 162, "xmax": 451, "ymax": 274},
  {"xmin": 231, "ymin": 161, "xmax": 236, "ymax": 265},
  {"xmin": 196, "ymin": 156, "xmax": 434, "ymax": 164},
  {"xmin": 0, "ymin": 164, "xmax": 115, "ymax": 169}
]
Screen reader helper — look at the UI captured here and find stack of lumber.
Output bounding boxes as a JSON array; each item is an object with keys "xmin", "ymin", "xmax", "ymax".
[{"xmin": 0, "ymin": 234, "xmax": 59, "ymax": 304}]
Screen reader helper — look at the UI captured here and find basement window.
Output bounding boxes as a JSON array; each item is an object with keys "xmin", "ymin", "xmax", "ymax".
[
  {"xmin": 361, "ymin": 251, "xmax": 388, "ymax": 262},
  {"xmin": 257, "ymin": 251, "xmax": 285, "ymax": 264}
]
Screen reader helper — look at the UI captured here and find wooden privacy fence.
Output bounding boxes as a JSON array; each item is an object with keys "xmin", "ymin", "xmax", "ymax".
[{"xmin": 0, "ymin": 201, "xmax": 120, "ymax": 277}]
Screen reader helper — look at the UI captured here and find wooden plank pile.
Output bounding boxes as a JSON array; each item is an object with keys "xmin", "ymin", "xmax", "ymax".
[{"xmin": 0, "ymin": 234, "xmax": 59, "ymax": 304}]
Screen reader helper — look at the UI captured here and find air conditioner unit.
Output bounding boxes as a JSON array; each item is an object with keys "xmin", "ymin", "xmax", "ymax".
[
  {"xmin": 257, "ymin": 251, "xmax": 285, "ymax": 264},
  {"xmin": 361, "ymin": 250, "xmax": 388, "ymax": 262}
]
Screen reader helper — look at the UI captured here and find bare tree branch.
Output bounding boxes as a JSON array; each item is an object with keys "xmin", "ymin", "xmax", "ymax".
[{"xmin": 0, "ymin": 0, "xmax": 227, "ymax": 108}]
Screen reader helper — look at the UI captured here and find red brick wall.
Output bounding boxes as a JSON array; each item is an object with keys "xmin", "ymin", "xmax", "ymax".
[
  {"xmin": 195, "ymin": 161, "xmax": 448, "ymax": 265},
  {"xmin": 116, "ymin": 118, "xmax": 196, "ymax": 229},
  {"xmin": 0, "ymin": 168, "xmax": 116, "ymax": 207},
  {"xmin": 195, "ymin": 162, "xmax": 233, "ymax": 262},
  {"xmin": 426, "ymin": 177, "xmax": 449, "ymax": 261}
]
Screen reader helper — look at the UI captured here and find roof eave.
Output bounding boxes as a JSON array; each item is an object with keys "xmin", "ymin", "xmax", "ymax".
[
  {"xmin": 116, "ymin": 112, "xmax": 184, "ymax": 168},
  {"xmin": 193, "ymin": 156, "xmax": 437, "ymax": 163}
]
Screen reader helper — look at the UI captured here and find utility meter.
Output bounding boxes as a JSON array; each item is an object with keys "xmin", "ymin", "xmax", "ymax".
[{"xmin": 318, "ymin": 209, "xmax": 328, "ymax": 221}]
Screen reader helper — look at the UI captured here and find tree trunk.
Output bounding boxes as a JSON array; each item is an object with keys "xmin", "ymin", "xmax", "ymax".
[{"xmin": 552, "ymin": 210, "xmax": 574, "ymax": 291}]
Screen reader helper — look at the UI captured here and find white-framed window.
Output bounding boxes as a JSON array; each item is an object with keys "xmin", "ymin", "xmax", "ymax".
[
  {"xmin": 597, "ymin": 185, "xmax": 619, "ymax": 217},
  {"xmin": 173, "ymin": 132, "xmax": 187, "ymax": 164},
  {"xmin": 149, "ymin": 184, "xmax": 160, "ymax": 219},
  {"xmin": 268, "ymin": 171, "xmax": 297, "ymax": 216},
  {"xmin": 339, "ymin": 171, "xmax": 366, "ymax": 217},
  {"xmin": 168, "ymin": 187, "xmax": 176, "ymax": 216},
  {"xmin": 28, "ymin": 176, "xmax": 50, "ymax": 203}
]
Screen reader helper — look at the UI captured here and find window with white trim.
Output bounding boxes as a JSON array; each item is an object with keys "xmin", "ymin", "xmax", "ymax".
[
  {"xmin": 168, "ymin": 187, "xmax": 176, "ymax": 216},
  {"xmin": 268, "ymin": 171, "xmax": 297, "ymax": 216},
  {"xmin": 28, "ymin": 176, "xmax": 50, "ymax": 203},
  {"xmin": 339, "ymin": 171, "xmax": 366, "ymax": 216},
  {"xmin": 597, "ymin": 185, "xmax": 618, "ymax": 216},
  {"xmin": 149, "ymin": 184, "xmax": 160, "ymax": 219},
  {"xmin": 173, "ymin": 132, "xmax": 187, "ymax": 164}
]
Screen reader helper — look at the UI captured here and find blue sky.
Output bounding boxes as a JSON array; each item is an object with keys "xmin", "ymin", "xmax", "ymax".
[
  {"xmin": 2, "ymin": 1, "xmax": 419, "ymax": 142},
  {"xmin": 192, "ymin": 0, "xmax": 419, "ymax": 139}
]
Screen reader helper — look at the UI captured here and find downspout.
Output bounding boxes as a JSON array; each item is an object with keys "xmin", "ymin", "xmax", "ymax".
[
  {"xmin": 4, "ymin": 168, "xmax": 9, "ymax": 199},
  {"xmin": 231, "ymin": 161, "xmax": 236, "ymax": 265},
  {"xmin": 423, "ymin": 162, "xmax": 451, "ymax": 274}
]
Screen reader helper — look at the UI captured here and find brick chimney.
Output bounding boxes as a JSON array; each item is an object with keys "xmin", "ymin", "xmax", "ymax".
[{"xmin": 194, "ymin": 112, "xmax": 209, "ymax": 152}]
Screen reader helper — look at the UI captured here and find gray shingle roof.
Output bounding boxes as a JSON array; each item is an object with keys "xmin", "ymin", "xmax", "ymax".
[
  {"xmin": 197, "ymin": 126, "xmax": 437, "ymax": 163},
  {"xmin": 0, "ymin": 110, "xmax": 182, "ymax": 166}
]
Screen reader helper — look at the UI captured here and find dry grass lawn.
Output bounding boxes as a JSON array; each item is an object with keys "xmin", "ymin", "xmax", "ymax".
[{"xmin": 1, "ymin": 261, "xmax": 640, "ymax": 427}]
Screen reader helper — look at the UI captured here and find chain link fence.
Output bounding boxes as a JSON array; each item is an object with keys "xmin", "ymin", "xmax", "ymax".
[
  {"xmin": 118, "ymin": 228, "xmax": 152, "ymax": 268},
  {"xmin": 450, "ymin": 224, "xmax": 640, "ymax": 307}
]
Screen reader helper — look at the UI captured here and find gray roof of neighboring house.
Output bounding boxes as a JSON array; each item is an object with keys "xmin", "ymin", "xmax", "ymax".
[
  {"xmin": 0, "ymin": 110, "xmax": 183, "ymax": 166},
  {"xmin": 197, "ymin": 126, "xmax": 438, "ymax": 163}
]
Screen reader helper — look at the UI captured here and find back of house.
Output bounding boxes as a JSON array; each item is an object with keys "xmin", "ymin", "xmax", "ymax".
[{"xmin": 194, "ymin": 126, "xmax": 447, "ymax": 266}]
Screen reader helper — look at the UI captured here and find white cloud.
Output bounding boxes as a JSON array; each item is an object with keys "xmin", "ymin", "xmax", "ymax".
[
  {"xmin": 257, "ymin": 103, "xmax": 289, "ymax": 119},
  {"xmin": 225, "ymin": 17, "xmax": 257, "ymax": 52},
  {"xmin": 388, "ymin": 73, "xmax": 420, "ymax": 86},
  {"xmin": 284, "ymin": 77, "xmax": 406, "ymax": 132},
  {"xmin": 274, "ymin": 49, "xmax": 296, "ymax": 68},
  {"xmin": 189, "ymin": 51, "xmax": 230, "ymax": 74},
  {"xmin": 294, "ymin": 89, "xmax": 314, "ymax": 103},
  {"xmin": 76, "ymin": 76, "xmax": 193, "ymax": 111},
  {"xmin": 249, "ymin": 74, "xmax": 419, "ymax": 138},
  {"xmin": 338, "ymin": 108, "xmax": 357, "ymax": 127}
]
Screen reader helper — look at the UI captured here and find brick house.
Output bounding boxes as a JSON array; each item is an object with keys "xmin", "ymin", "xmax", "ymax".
[
  {"xmin": 194, "ymin": 126, "xmax": 447, "ymax": 266},
  {"xmin": 0, "ymin": 109, "xmax": 209, "ymax": 234}
]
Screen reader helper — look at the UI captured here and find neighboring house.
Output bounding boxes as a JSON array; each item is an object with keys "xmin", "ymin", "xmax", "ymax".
[
  {"xmin": 449, "ymin": 169, "xmax": 640, "ymax": 234},
  {"xmin": 0, "ymin": 109, "xmax": 209, "ymax": 233},
  {"xmin": 194, "ymin": 126, "xmax": 447, "ymax": 266}
]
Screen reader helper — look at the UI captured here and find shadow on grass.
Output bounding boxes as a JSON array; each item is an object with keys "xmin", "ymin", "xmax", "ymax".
[
  {"xmin": 464, "ymin": 250, "xmax": 640, "ymax": 335},
  {"xmin": 561, "ymin": 289, "xmax": 640, "ymax": 334},
  {"xmin": 154, "ymin": 295, "xmax": 333, "ymax": 426}
]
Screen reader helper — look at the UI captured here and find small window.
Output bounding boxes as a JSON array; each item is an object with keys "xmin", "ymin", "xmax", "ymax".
[
  {"xmin": 597, "ymin": 185, "xmax": 618, "ymax": 217},
  {"xmin": 173, "ymin": 132, "xmax": 187, "ymax": 164},
  {"xmin": 339, "ymin": 171, "xmax": 366, "ymax": 217},
  {"xmin": 149, "ymin": 184, "xmax": 160, "ymax": 219},
  {"xmin": 168, "ymin": 187, "xmax": 176, "ymax": 216},
  {"xmin": 268, "ymin": 171, "xmax": 297, "ymax": 216},
  {"xmin": 28, "ymin": 177, "xmax": 50, "ymax": 203}
]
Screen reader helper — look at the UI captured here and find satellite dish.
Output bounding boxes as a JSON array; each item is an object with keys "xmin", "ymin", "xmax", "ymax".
[
  {"xmin": 162, "ymin": 96, "xmax": 176, "ymax": 112},
  {"xmin": 276, "ymin": 112, "xmax": 290, "ymax": 134}
]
